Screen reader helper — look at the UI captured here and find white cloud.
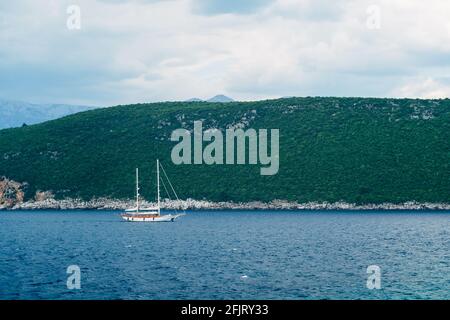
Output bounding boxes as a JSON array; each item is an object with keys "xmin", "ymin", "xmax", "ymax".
[
  {"xmin": 1, "ymin": 0, "xmax": 450, "ymax": 105},
  {"xmin": 392, "ymin": 78, "xmax": 450, "ymax": 99}
]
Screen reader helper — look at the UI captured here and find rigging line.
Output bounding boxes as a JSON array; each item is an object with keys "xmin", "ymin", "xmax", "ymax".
[
  {"xmin": 159, "ymin": 162, "xmax": 180, "ymax": 201},
  {"xmin": 160, "ymin": 174, "xmax": 172, "ymax": 200},
  {"xmin": 159, "ymin": 165, "xmax": 173, "ymax": 199},
  {"xmin": 159, "ymin": 162, "xmax": 185, "ymax": 215},
  {"xmin": 160, "ymin": 169, "xmax": 179, "ymax": 215}
]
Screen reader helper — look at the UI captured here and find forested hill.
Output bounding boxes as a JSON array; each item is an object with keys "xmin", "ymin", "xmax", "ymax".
[{"xmin": 0, "ymin": 97, "xmax": 449, "ymax": 204}]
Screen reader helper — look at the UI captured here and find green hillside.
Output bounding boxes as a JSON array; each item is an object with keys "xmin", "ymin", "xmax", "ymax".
[{"xmin": 1, "ymin": 97, "xmax": 450, "ymax": 204}]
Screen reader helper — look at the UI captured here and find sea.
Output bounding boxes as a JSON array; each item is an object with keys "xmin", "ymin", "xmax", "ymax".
[{"xmin": 0, "ymin": 210, "xmax": 449, "ymax": 300}]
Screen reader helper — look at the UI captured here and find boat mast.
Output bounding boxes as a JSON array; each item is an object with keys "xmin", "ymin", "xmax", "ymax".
[
  {"xmin": 157, "ymin": 159, "xmax": 160, "ymax": 215},
  {"xmin": 136, "ymin": 168, "xmax": 139, "ymax": 213}
]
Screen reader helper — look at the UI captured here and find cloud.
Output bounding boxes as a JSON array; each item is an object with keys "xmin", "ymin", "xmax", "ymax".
[
  {"xmin": 1, "ymin": 0, "xmax": 450, "ymax": 105},
  {"xmin": 392, "ymin": 78, "xmax": 450, "ymax": 99},
  {"xmin": 264, "ymin": 0, "xmax": 345, "ymax": 21},
  {"xmin": 192, "ymin": 0, "xmax": 273, "ymax": 15}
]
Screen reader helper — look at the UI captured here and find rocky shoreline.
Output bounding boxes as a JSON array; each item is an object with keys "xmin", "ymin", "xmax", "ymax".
[{"xmin": 1, "ymin": 197, "xmax": 450, "ymax": 211}]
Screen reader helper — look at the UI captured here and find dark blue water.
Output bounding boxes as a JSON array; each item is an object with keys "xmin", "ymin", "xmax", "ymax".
[{"xmin": 0, "ymin": 210, "xmax": 449, "ymax": 300}]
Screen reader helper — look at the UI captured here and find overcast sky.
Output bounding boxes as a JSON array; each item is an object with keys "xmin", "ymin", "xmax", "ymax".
[{"xmin": 1, "ymin": 0, "xmax": 450, "ymax": 106}]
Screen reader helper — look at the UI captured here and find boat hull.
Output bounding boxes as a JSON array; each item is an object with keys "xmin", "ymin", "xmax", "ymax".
[{"xmin": 121, "ymin": 213, "xmax": 184, "ymax": 222}]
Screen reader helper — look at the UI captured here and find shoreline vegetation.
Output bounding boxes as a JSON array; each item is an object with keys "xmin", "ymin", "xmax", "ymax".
[
  {"xmin": 2, "ymin": 98, "xmax": 450, "ymax": 209},
  {"xmin": 2, "ymin": 97, "xmax": 450, "ymax": 206},
  {"xmin": 2, "ymin": 198, "xmax": 450, "ymax": 211}
]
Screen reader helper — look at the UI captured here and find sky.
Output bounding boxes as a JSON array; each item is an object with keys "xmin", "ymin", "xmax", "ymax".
[{"xmin": 1, "ymin": 0, "xmax": 450, "ymax": 106}]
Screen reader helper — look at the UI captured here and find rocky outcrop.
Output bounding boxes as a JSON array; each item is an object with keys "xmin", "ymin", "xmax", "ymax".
[
  {"xmin": 34, "ymin": 190, "xmax": 54, "ymax": 202},
  {"xmin": 1, "ymin": 179, "xmax": 450, "ymax": 211},
  {"xmin": 0, "ymin": 177, "xmax": 26, "ymax": 209},
  {"xmin": 3, "ymin": 197, "xmax": 450, "ymax": 211}
]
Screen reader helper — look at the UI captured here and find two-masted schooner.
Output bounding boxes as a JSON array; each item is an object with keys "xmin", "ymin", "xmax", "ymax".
[{"xmin": 121, "ymin": 160, "xmax": 185, "ymax": 222}]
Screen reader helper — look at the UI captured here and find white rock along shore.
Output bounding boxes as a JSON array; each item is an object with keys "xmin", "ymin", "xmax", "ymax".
[{"xmin": 1, "ymin": 198, "xmax": 450, "ymax": 211}]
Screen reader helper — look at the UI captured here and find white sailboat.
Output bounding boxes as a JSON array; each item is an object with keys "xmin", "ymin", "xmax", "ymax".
[{"xmin": 121, "ymin": 160, "xmax": 185, "ymax": 222}]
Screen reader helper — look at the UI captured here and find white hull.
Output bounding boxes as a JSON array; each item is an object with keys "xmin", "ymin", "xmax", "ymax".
[
  {"xmin": 122, "ymin": 161, "xmax": 186, "ymax": 222},
  {"xmin": 121, "ymin": 214, "xmax": 184, "ymax": 222}
]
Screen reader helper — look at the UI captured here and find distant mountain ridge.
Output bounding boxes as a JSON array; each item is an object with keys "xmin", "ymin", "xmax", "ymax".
[
  {"xmin": 0, "ymin": 99, "xmax": 95, "ymax": 129},
  {"xmin": 186, "ymin": 95, "xmax": 234, "ymax": 103},
  {"xmin": 207, "ymin": 95, "xmax": 234, "ymax": 102},
  {"xmin": 0, "ymin": 95, "xmax": 233, "ymax": 129}
]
